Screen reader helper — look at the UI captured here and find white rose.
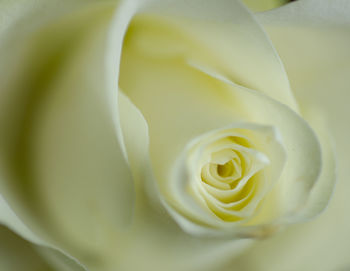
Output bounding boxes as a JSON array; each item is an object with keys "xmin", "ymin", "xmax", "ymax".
[{"xmin": 0, "ymin": 0, "xmax": 345, "ymax": 271}]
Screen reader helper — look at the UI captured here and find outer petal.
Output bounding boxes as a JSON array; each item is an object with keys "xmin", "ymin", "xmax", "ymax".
[
  {"xmin": 0, "ymin": 1, "xmax": 135, "ymax": 270},
  {"xmin": 225, "ymin": 1, "xmax": 350, "ymax": 270},
  {"xmin": 0, "ymin": 195, "xmax": 87, "ymax": 271},
  {"xmin": 0, "ymin": 225, "xmax": 55, "ymax": 271},
  {"xmin": 258, "ymin": 0, "xmax": 343, "ymax": 220}
]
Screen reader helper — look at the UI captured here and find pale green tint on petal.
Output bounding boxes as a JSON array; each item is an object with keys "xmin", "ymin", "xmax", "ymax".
[
  {"xmin": 226, "ymin": 1, "xmax": 350, "ymax": 271},
  {"xmin": 104, "ymin": 0, "xmax": 140, "ymax": 161},
  {"xmin": 119, "ymin": 91, "xmax": 161, "ymax": 205},
  {"xmin": 0, "ymin": 225, "xmax": 55, "ymax": 271},
  {"xmin": 0, "ymin": 195, "xmax": 87, "ymax": 271},
  {"xmin": 0, "ymin": 194, "xmax": 42, "ymax": 245},
  {"xmin": 0, "ymin": 1, "xmax": 135, "ymax": 270},
  {"xmin": 119, "ymin": 91, "xmax": 150, "ymax": 183},
  {"xmin": 28, "ymin": 8, "xmax": 135, "ymax": 263}
]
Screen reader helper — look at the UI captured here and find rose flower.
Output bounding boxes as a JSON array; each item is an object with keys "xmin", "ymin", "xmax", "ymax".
[{"xmin": 0, "ymin": 0, "xmax": 348, "ymax": 271}]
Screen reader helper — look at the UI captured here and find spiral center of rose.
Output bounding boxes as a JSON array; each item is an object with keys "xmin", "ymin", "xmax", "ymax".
[
  {"xmin": 202, "ymin": 150, "xmax": 244, "ymax": 190},
  {"xmin": 217, "ymin": 161, "xmax": 236, "ymax": 178},
  {"xmin": 169, "ymin": 126, "xmax": 285, "ymax": 229},
  {"xmin": 186, "ymin": 131, "xmax": 272, "ymax": 222}
]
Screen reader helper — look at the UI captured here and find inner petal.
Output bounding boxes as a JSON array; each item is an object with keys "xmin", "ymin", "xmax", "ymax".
[{"xmin": 217, "ymin": 161, "xmax": 234, "ymax": 178}]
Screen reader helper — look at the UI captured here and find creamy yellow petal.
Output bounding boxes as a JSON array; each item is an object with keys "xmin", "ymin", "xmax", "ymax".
[
  {"xmin": 120, "ymin": 31, "xmax": 322, "ymax": 227},
  {"xmin": 136, "ymin": 0, "xmax": 298, "ymax": 110},
  {"xmin": 258, "ymin": 0, "xmax": 344, "ymax": 221},
  {"xmin": 118, "ymin": 87, "xmax": 255, "ymax": 271},
  {"xmin": 225, "ymin": 1, "xmax": 350, "ymax": 270}
]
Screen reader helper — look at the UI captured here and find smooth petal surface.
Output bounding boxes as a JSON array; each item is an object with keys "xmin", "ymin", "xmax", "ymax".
[
  {"xmin": 121, "ymin": 31, "xmax": 322, "ymax": 225},
  {"xmin": 0, "ymin": 1, "xmax": 136, "ymax": 270},
  {"xmin": 117, "ymin": 93, "xmax": 255, "ymax": 271},
  {"xmin": 0, "ymin": 225, "xmax": 55, "ymax": 271},
  {"xmin": 29, "ymin": 12, "xmax": 134, "ymax": 257},
  {"xmin": 258, "ymin": 0, "xmax": 343, "ymax": 221},
  {"xmin": 0, "ymin": 0, "xmax": 341, "ymax": 271},
  {"xmin": 0, "ymin": 195, "xmax": 88, "ymax": 271},
  {"xmin": 224, "ymin": 1, "xmax": 349, "ymax": 270},
  {"xmin": 140, "ymin": 0, "xmax": 298, "ymax": 111}
]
